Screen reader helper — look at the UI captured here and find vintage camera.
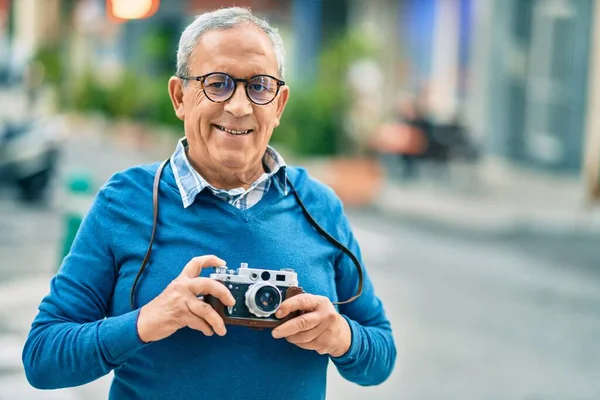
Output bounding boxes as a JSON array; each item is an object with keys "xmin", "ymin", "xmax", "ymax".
[{"xmin": 204, "ymin": 263, "xmax": 304, "ymax": 329}]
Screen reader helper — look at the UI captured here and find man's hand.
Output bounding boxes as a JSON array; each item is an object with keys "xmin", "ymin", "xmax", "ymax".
[
  {"xmin": 271, "ymin": 294, "xmax": 351, "ymax": 357},
  {"xmin": 137, "ymin": 255, "xmax": 236, "ymax": 343}
]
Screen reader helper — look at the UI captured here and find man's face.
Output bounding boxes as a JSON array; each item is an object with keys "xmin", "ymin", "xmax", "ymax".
[{"xmin": 169, "ymin": 24, "xmax": 289, "ymax": 177}]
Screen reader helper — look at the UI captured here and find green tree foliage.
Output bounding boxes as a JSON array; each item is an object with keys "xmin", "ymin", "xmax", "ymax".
[{"xmin": 272, "ymin": 30, "xmax": 377, "ymax": 156}]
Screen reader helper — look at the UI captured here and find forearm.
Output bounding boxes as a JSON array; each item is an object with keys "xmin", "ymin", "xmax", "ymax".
[
  {"xmin": 22, "ymin": 309, "xmax": 145, "ymax": 389},
  {"xmin": 331, "ymin": 315, "xmax": 396, "ymax": 386},
  {"xmin": 329, "ymin": 209, "xmax": 398, "ymax": 385}
]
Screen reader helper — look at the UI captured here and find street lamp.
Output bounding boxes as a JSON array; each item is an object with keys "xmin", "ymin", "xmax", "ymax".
[{"xmin": 106, "ymin": 0, "xmax": 160, "ymax": 21}]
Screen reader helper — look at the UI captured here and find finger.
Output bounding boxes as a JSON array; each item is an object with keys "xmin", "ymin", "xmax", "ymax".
[
  {"xmin": 293, "ymin": 340, "xmax": 329, "ymax": 355},
  {"xmin": 180, "ymin": 255, "xmax": 226, "ymax": 278},
  {"xmin": 184, "ymin": 313, "xmax": 214, "ymax": 336},
  {"xmin": 272, "ymin": 311, "xmax": 321, "ymax": 339},
  {"xmin": 283, "ymin": 323, "xmax": 328, "ymax": 344},
  {"xmin": 187, "ymin": 298, "xmax": 227, "ymax": 336},
  {"xmin": 188, "ymin": 278, "xmax": 235, "ymax": 307},
  {"xmin": 276, "ymin": 294, "xmax": 322, "ymax": 319}
]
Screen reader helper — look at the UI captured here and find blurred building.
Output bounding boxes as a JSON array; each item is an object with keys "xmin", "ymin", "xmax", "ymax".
[
  {"xmin": 469, "ymin": 0, "xmax": 595, "ymax": 173},
  {"xmin": 2, "ymin": 0, "xmax": 341, "ymax": 81},
  {"xmin": 584, "ymin": 1, "xmax": 600, "ymax": 200},
  {"xmin": 355, "ymin": 0, "xmax": 598, "ymax": 176},
  {"xmin": 398, "ymin": 0, "xmax": 472, "ymax": 121},
  {"xmin": 4, "ymin": 0, "xmax": 599, "ymax": 179},
  {"xmin": 2, "ymin": 0, "xmax": 61, "ymax": 63}
]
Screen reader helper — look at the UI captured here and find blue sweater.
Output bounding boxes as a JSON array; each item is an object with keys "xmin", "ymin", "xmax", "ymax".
[{"xmin": 22, "ymin": 163, "xmax": 396, "ymax": 399}]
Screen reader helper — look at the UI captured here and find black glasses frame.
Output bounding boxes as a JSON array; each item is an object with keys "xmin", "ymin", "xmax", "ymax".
[{"xmin": 177, "ymin": 72, "xmax": 285, "ymax": 105}]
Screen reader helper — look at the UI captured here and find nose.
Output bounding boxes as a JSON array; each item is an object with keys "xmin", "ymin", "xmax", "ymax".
[{"xmin": 223, "ymin": 83, "xmax": 253, "ymax": 117}]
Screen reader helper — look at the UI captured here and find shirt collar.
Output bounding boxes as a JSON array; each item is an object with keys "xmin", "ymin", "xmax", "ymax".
[{"xmin": 170, "ymin": 137, "xmax": 287, "ymax": 208}]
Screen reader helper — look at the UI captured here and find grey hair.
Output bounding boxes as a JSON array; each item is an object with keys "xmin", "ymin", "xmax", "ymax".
[{"xmin": 176, "ymin": 7, "xmax": 285, "ymax": 81}]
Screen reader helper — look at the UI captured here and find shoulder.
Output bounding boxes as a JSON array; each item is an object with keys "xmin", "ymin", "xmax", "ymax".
[
  {"xmin": 92, "ymin": 162, "xmax": 163, "ymax": 217},
  {"xmin": 286, "ymin": 165, "xmax": 361, "ymax": 252},
  {"xmin": 285, "ymin": 165, "xmax": 352, "ymax": 243},
  {"xmin": 101, "ymin": 163, "xmax": 161, "ymax": 199},
  {"xmin": 286, "ymin": 165, "xmax": 343, "ymax": 214}
]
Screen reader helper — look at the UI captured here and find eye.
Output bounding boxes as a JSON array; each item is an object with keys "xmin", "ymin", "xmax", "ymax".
[
  {"xmin": 249, "ymin": 83, "xmax": 267, "ymax": 92},
  {"xmin": 204, "ymin": 74, "xmax": 232, "ymax": 90},
  {"xmin": 208, "ymin": 81, "xmax": 227, "ymax": 89}
]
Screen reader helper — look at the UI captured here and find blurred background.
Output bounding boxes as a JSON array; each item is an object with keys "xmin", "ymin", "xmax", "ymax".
[{"xmin": 1, "ymin": 0, "xmax": 599, "ymax": 399}]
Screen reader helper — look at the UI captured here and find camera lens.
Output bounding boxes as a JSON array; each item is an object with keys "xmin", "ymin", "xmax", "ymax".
[
  {"xmin": 245, "ymin": 282, "xmax": 282, "ymax": 318},
  {"xmin": 255, "ymin": 286, "xmax": 280, "ymax": 313}
]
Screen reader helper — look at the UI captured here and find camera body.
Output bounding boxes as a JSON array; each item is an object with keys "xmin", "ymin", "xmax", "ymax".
[{"xmin": 205, "ymin": 263, "xmax": 303, "ymax": 329}]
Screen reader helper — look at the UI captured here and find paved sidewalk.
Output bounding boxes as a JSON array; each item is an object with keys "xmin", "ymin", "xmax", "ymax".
[
  {"xmin": 0, "ymin": 275, "xmax": 114, "ymax": 400},
  {"xmin": 374, "ymin": 165, "xmax": 600, "ymax": 237},
  {"xmin": 301, "ymin": 155, "xmax": 600, "ymax": 238}
]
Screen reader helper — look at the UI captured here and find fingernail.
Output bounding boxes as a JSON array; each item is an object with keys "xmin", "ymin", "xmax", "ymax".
[
  {"xmin": 272, "ymin": 329, "xmax": 280, "ymax": 338},
  {"xmin": 275, "ymin": 310, "xmax": 283, "ymax": 318}
]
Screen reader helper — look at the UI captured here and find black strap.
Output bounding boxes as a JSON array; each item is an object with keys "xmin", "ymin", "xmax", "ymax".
[
  {"xmin": 130, "ymin": 159, "xmax": 169, "ymax": 310},
  {"xmin": 130, "ymin": 159, "xmax": 364, "ymax": 309},
  {"xmin": 285, "ymin": 177, "xmax": 364, "ymax": 305}
]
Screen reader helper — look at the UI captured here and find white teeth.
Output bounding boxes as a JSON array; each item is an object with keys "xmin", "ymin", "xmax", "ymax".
[{"xmin": 216, "ymin": 125, "xmax": 250, "ymax": 135}]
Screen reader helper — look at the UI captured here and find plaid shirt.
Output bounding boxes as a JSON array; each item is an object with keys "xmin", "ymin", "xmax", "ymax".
[{"xmin": 170, "ymin": 138, "xmax": 287, "ymax": 210}]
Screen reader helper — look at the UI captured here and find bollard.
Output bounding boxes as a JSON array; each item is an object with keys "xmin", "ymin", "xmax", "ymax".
[{"xmin": 57, "ymin": 171, "xmax": 96, "ymax": 272}]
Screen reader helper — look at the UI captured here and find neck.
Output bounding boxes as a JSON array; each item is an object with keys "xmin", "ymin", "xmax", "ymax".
[{"xmin": 188, "ymin": 154, "xmax": 265, "ymax": 191}]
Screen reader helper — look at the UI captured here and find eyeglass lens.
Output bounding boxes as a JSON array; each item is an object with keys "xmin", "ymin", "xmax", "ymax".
[{"xmin": 203, "ymin": 73, "xmax": 279, "ymax": 104}]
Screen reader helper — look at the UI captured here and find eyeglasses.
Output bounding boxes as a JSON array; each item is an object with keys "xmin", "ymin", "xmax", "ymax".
[{"xmin": 177, "ymin": 72, "xmax": 285, "ymax": 105}]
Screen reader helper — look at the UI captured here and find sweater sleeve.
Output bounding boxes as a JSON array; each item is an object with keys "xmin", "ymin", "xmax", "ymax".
[
  {"xmin": 330, "ymin": 211, "xmax": 397, "ymax": 386},
  {"xmin": 22, "ymin": 186, "xmax": 148, "ymax": 389}
]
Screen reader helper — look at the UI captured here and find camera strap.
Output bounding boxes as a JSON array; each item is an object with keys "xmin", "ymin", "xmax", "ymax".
[
  {"xmin": 130, "ymin": 158, "xmax": 364, "ymax": 309},
  {"xmin": 285, "ymin": 176, "xmax": 364, "ymax": 305}
]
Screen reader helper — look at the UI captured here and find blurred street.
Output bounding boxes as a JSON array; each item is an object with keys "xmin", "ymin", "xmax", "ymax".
[
  {"xmin": 1, "ymin": 130, "xmax": 599, "ymax": 399},
  {"xmin": 1, "ymin": 0, "xmax": 600, "ymax": 399}
]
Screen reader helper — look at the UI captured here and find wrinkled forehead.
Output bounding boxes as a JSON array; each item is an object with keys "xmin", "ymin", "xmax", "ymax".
[{"xmin": 190, "ymin": 24, "xmax": 279, "ymax": 77}]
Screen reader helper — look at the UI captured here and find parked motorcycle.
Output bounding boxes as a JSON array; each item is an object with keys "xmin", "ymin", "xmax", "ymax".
[
  {"xmin": 0, "ymin": 49, "xmax": 64, "ymax": 202},
  {"xmin": 0, "ymin": 117, "xmax": 62, "ymax": 201}
]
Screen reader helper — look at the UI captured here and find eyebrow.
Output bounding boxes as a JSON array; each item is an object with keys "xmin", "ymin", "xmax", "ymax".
[{"xmin": 210, "ymin": 67, "xmax": 275, "ymax": 78}]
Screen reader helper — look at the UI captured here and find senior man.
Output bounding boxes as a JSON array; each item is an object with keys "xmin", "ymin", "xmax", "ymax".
[{"xmin": 23, "ymin": 7, "xmax": 396, "ymax": 399}]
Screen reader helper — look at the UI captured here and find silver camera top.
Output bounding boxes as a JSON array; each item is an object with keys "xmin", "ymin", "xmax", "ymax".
[{"xmin": 210, "ymin": 262, "xmax": 298, "ymax": 287}]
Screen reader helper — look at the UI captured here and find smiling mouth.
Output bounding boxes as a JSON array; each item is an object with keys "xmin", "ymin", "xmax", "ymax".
[{"xmin": 214, "ymin": 125, "xmax": 253, "ymax": 136}]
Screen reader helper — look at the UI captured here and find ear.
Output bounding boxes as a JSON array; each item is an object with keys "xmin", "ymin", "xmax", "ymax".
[
  {"xmin": 168, "ymin": 76, "xmax": 185, "ymax": 120},
  {"xmin": 272, "ymin": 85, "xmax": 290, "ymax": 128}
]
